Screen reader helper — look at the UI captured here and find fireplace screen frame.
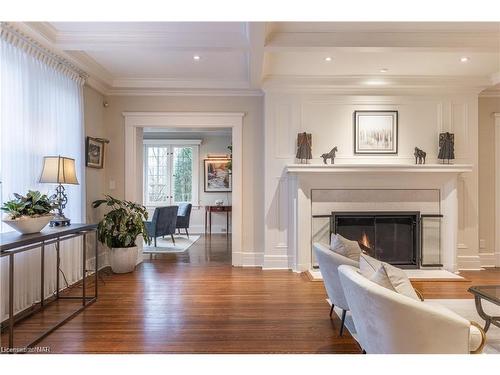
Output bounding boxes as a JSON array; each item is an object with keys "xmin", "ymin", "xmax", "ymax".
[{"xmin": 331, "ymin": 211, "xmax": 421, "ymax": 268}]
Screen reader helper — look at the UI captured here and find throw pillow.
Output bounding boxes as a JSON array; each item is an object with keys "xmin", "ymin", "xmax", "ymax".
[
  {"xmin": 359, "ymin": 252, "xmax": 382, "ymax": 278},
  {"xmin": 330, "ymin": 233, "xmax": 362, "ymax": 261},
  {"xmin": 369, "ymin": 263, "xmax": 421, "ymax": 301}
]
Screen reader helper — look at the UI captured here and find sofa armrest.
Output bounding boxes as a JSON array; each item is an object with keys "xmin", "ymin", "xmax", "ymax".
[{"xmin": 469, "ymin": 321, "xmax": 486, "ymax": 354}]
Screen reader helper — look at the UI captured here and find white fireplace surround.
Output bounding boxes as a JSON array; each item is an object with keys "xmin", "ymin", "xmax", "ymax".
[{"xmin": 285, "ymin": 163, "xmax": 473, "ymax": 272}]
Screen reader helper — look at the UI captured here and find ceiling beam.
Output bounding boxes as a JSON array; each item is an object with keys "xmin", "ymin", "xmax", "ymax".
[
  {"xmin": 265, "ymin": 32, "xmax": 500, "ymax": 53},
  {"xmin": 53, "ymin": 31, "xmax": 250, "ymax": 51},
  {"xmin": 247, "ymin": 22, "xmax": 266, "ymax": 89}
]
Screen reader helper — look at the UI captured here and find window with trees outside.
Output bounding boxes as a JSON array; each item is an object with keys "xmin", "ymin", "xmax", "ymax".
[{"xmin": 143, "ymin": 140, "xmax": 200, "ymax": 207}]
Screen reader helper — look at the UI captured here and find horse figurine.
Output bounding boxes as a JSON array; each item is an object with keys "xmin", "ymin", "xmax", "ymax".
[
  {"xmin": 321, "ymin": 146, "xmax": 338, "ymax": 164},
  {"xmin": 414, "ymin": 147, "xmax": 426, "ymax": 164}
]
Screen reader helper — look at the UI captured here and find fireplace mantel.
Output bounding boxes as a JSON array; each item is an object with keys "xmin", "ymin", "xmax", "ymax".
[{"xmin": 285, "ymin": 163, "xmax": 473, "ymax": 174}]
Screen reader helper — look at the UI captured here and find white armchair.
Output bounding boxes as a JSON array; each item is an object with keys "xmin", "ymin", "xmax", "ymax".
[
  {"xmin": 338, "ymin": 264, "xmax": 485, "ymax": 354},
  {"xmin": 313, "ymin": 242, "xmax": 359, "ymax": 335}
]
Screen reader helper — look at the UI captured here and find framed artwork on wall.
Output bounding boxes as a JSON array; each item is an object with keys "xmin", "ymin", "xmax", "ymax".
[
  {"xmin": 85, "ymin": 137, "xmax": 106, "ymax": 168},
  {"xmin": 204, "ymin": 159, "xmax": 232, "ymax": 192},
  {"xmin": 354, "ymin": 110, "xmax": 398, "ymax": 154}
]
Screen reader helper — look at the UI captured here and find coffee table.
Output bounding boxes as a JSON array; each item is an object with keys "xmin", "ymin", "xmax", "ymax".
[{"xmin": 468, "ymin": 285, "xmax": 500, "ymax": 332}]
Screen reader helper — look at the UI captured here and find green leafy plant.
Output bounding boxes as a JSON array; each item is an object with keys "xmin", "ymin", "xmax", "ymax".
[
  {"xmin": 1, "ymin": 191, "xmax": 56, "ymax": 220},
  {"xmin": 92, "ymin": 195, "xmax": 150, "ymax": 248}
]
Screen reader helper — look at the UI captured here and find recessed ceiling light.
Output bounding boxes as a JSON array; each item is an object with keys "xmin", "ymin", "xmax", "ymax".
[
  {"xmin": 380, "ymin": 68, "xmax": 389, "ymax": 73},
  {"xmin": 325, "ymin": 57, "xmax": 332, "ymax": 62},
  {"xmin": 193, "ymin": 55, "xmax": 201, "ymax": 61},
  {"xmin": 460, "ymin": 56, "xmax": 470, "ymax": 63},
  {"xmin": 365, "ymin": 80, "xmax": 387, "ymax": 86}
]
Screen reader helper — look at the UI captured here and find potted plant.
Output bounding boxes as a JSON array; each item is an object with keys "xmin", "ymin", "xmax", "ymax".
[
  {"xmin": 92, "ymin": 195, "xmax": 150, "ymax": 273},
  {"xmin": 1, "ymin": 191, "xmax": 56, "ymax": 234}
]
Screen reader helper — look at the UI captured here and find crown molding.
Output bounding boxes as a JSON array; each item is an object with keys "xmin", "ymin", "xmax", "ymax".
[
  {"xmin": 106, "ymin": 87, "xmax": 263, "ymax": 97},
  {"xmin": 266, "ymin": 31, "xmax": 500, "ymax": 53},
  {"xmin": 479, "ymin": 89, "xmax": 500, "ymax": 97},
  {"xmin": 12, "ymin": 22, "xmax": 111, "ymax": 94},
  {"xmin": 262, "ymin": 74, "xmax": 491, "ymax": 95},
  {"xmin": 111, "ymin": 77, "xmax": 251, "ymax": 90}
]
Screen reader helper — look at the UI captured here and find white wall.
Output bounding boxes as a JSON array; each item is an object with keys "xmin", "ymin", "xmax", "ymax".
[
  {"xmin": 478, "ymin": 96, "xmax": 500, "ymax": 266},
  {"xmin": 264, "ymin": 92, "xmax": 480, "ymax": 270}
]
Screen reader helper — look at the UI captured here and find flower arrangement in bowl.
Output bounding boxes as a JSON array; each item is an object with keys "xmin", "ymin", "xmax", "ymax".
[
  {"xmin": 1, "ymin": 191, "xmax": 57, "ymax": 234},
  {"xmin": 92, "ymin": 195, "xmax": 150, "ymax": 273}
]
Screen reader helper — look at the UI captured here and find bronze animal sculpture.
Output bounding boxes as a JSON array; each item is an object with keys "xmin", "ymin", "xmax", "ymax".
[
  {"xmin": 321, "ymin": 146, "xmax": 338, "ymax": 164},
  {"xmin": 414, "ymin": 147, "xmax": 426, "ymax": 164}
]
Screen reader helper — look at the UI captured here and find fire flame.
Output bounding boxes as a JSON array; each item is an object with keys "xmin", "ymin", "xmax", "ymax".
[{"xmin": 360, "ymin": 232, "xmax": 372, "ymax": 249}]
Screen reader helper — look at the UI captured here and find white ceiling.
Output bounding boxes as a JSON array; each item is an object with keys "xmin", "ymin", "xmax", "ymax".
[{"xmin": 18, "ymin": 21, "xmax": 500, "ymax": 95}]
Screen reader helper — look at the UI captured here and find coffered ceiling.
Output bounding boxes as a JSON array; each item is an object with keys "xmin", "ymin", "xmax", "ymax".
[{"xmin": 15, "ymin": 21, "xmax": 500, "ymax": 95}]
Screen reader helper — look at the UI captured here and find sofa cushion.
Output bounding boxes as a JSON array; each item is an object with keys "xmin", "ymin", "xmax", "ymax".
[
  {"xmin": 369, "ymin": 262, "xmax": 421, "ymax": 301},
  {"xmin": 359, "ymin": 253, "xmax": 383, "ymax": 278},
  {"xmin": 330, "ymin": 234, "xmax": 362, "ymax": 261}
]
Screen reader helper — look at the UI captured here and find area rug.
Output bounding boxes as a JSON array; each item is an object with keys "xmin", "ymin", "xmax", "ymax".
[
  {"xmin": 308, "ymin": 268, "xmax": 465, "ymax": 282},
  {"xmin": 143, "ymin": 235, "xmax": 200, "ymax": 254},
  {"xmin": 330, "ymin": 298, "xmax": 500, "ymax": 354}
]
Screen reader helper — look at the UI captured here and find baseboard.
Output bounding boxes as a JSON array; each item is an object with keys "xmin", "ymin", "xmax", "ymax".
[
  {"xmin": 479, "ymin": 252, "xmax": 500, "ymax": 268},
  {"xmin": 457, "ymin": 255, "xmax": 482, "ymax": 270},
  {"xmin": 262, "ymin": 254, "xmax": 289, "ymax": 270},
  {"xmin": 187, "ymin": 224, "xmax": 229, "ymax": 234},
  {"xmin": 85, "ymin": 252, "xmax": 110, "ymax": 271},
  {"xmin": 241, "ymin": 251, "xmax": 264, "ymax": 267}
]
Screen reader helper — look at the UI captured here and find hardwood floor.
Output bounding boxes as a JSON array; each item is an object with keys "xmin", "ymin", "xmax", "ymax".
[{"xmin": 2, "ymin": 234, "xmax": 499, "ymax": 354}]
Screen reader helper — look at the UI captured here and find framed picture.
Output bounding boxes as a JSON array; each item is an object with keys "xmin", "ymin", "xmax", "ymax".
[
  {"xmin": 204, "ymin": 159, "xmax": 232, "ymax": 192},
  {"xmin": 86, "ymin": 137, "xmax": 105, "ymax": 168},
  {"xmin": 354, "ymin": 110, "xmax": 398, "ymax": 154}
]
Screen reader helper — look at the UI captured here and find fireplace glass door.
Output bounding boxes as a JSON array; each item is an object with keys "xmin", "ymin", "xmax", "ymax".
[{"xmin": 332, "ymin": 212, "xmax": 419, "ymax": 268}]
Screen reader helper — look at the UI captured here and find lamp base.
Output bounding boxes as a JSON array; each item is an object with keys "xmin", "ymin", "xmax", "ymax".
[{"xmin": 50, "ymin": 214, "xmax": 71, "ymax": 227}]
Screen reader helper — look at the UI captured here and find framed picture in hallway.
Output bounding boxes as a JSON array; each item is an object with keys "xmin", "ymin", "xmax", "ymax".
[
  {"xmin": 354, "ymin": 110, "xmax": 398, "ymax": 154},
  {"xmin": 204, "ymin": 159, "xmax": 232, "ymax": 192}
]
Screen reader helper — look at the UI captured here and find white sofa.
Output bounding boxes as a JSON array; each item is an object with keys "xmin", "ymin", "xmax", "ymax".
[
  {"xmin": 313, "ymin": 242, "xmax": 359, "ymax": 335},
  {"xmin": 338, "ymin": 264, "xmax": 485, "ymax": 354}
]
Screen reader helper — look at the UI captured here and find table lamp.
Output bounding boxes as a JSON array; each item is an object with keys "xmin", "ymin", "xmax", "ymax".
[{"xmin": 39, "ymin": 156, "xmax": 79, "ymax": 227}]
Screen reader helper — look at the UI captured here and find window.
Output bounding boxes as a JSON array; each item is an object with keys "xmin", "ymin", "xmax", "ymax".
[{"xmin": 143, "ymin": 140, "xmax": 200, "ymax": 206}]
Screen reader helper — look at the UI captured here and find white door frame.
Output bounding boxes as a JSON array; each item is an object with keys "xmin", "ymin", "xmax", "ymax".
[
  {"xmin": 123, "ymin": 111, "xmax": 245, "ymax": 266},
  {"xmin": 495, "ymin": 113, "xmax": 500, "ymax": 266}
]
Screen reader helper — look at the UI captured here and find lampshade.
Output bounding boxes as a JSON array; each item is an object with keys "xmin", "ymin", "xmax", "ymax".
[{"xmin": 39, "ymin": 156, "xmax": 79, "ymax": 185}]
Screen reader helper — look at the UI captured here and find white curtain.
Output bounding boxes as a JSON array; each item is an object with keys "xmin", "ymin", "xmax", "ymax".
[{"xmin": 0, "ymin": 33, "xmax": 85, "ymax": 321}]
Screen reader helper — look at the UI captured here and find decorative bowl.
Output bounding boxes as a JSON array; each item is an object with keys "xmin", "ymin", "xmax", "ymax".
[{"xmin": 2, "ymin": 215, "xmax": 53, "ymax": 234}]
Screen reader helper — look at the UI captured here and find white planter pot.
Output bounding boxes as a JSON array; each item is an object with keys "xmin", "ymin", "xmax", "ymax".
[
  {"xmin": 2, "ymin": 215, "xmax": 53, "ymax": 234},
  {"xmin": 109, "ymin": 246, "xmax": 138, "ymax": 273}
]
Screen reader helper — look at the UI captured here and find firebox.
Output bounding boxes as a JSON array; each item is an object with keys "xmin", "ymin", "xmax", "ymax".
[{"xmin": 331, "ymin": 211, "xmax": 420, "ymax": 268}]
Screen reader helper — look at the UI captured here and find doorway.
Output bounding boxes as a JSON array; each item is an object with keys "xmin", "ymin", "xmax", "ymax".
[{"xmin": 123, "ymin": 112, "xmax": 244, "ymax": 266}]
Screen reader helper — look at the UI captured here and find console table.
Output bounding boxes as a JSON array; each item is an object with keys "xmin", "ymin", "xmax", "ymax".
[
  {"xmin": 0, "ymin": 224, "xmax": 98, "ymax": 351},
  {"xmin": 205, "ymin": 205, "xmax": 232, "ymax": 236}
]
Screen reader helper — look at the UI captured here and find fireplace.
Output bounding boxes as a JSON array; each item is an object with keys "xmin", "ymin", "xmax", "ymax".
[{"xmin": 332, "ymin": 211, "xmax": 420, "ymax": 268}]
